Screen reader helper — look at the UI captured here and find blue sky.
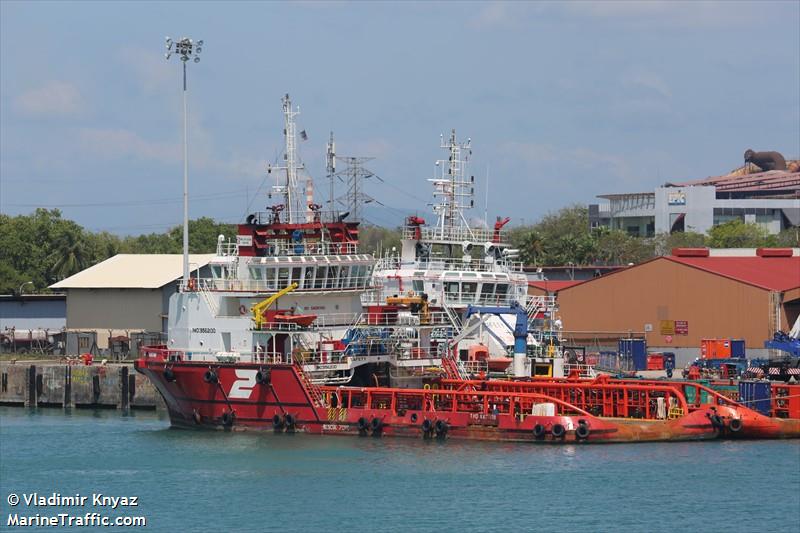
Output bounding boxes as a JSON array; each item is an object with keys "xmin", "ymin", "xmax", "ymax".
[{"xmin": 1, "ymin": 1, "xmax": 798, "ymax": 233}]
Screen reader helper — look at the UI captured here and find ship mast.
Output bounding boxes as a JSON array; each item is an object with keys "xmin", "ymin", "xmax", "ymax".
[
  {"xmin": 430, "ymin": 129, "xmax": 475, "ymax": 239},
  {"xmin": 268, "ymin": 93, "xmax": 305, "ymax": 223}
]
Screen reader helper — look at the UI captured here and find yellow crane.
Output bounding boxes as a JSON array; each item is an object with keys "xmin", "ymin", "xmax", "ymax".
[
  {"xmin": 251, "ymin": 282, "xmax": 298, "ymax": 329},
  {"xmin": 385, "ymin": 292, "xmax": 430, "ymax": 324}
]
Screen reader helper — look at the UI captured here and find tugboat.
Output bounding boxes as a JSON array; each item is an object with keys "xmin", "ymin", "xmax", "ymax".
[{"xmin": 135, "ymin": 96, "xmax": 799, "ymax": 442}]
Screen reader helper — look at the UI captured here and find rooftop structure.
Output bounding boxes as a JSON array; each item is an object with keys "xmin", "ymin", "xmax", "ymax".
[{"xmin": 592, "ymin": 150, "xmax": 800, "ymax": 237}]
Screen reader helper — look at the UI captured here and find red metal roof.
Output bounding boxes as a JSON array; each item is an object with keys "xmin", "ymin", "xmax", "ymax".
[
  {"xmin": 528, "ymin": 280, "xmax": 585, "ymax": 292},
  {"xmin": 673, "ymin": 170, "xmax": 799, "ymax": 194},
  {"xmin": 665, "ymin": 255, "xmax": 800, "ymax": 292}
]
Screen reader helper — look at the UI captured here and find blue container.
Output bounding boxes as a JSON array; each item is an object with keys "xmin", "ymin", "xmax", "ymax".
[
  {"xmin": 619, "ymin": 338, "xmax": 647, "ymax": 371},
  {"xmin": 731, "ymin": 339, "xmax": 746, "ymax": 359},
  {"xmin": 738, "ymin": 380, "xmax": 771, "ymax": 416}
]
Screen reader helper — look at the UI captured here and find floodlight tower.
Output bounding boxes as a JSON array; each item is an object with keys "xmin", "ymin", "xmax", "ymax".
[{"xmin": 165, "ymin": 36, "xmax": 203, "ymax": 287}]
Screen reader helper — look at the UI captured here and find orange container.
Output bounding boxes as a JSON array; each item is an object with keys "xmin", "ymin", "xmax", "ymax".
[
  {"xmin": 646, "ymin": 354, "xmax": 664, "ymax": 370},
  {"xmin": 701, "ymin": 339, "xmax": 731, "ymax": 359}
]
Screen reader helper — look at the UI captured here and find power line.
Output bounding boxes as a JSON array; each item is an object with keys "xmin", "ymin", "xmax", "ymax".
[{"xmin": 6, "ymin": 190, "xmax": 249, "ymax": 209}]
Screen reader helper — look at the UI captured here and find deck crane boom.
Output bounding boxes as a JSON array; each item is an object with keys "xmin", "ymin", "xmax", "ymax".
[{"xmin": 251, "ymin": 282, "xmax": 299, "ymax": 329}]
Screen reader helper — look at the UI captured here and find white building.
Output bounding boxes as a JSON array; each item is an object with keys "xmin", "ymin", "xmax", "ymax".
[{"xmin": 592, "ymin": 166, "xmax": 799, "ymax": 237}]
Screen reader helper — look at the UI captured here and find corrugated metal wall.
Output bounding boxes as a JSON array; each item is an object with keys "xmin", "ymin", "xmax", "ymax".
[{"xmin": 556, "ymin": 258, "xmax": 773, "ymax": 349}]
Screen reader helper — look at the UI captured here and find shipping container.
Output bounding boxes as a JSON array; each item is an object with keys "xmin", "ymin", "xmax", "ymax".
[
  {"xmin": 619, "ymin": 338, "xmax": 647, "ymax": 370},
  {"xmin": 647, "ymin": 354, "xmax": 664, "ymax": 370},
  {"xmin": 701, "ymin": 338, "xmax": 732, "ymax": 359},
  {"xmin": 739, "ymin": 381, "xmax": 771, "ymax": 416},
  {"xmin": 730, "ymin": 339, "xmax": 746, "ymax": 359}
]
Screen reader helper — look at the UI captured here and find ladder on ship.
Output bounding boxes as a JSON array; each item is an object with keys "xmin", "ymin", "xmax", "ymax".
[
  {"xmin": 442, "ymin": 303, "xmax": 463, "ymax": 332},
  {"xmin": 294, "ymin": 363, "xmax": 324, "ymax": 407},
  {"xmin": 197, "ymin": 279, "xmax": 219, "ymax": 316}
]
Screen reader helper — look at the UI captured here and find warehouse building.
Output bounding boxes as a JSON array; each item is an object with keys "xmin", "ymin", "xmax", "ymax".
[
  {"xmin": 0, "ymin": 294, "xmax": 66, "ymax": 331},
  {"xmin": 50, "ymin": 254, "xmax": 213, "ymax": 349},
  {"xmin": 556, "ymin": 248, "xmax": 800, "ymax": 365}
]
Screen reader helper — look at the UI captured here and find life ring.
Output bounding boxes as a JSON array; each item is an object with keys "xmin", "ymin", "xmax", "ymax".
[
  {"xmin": 203, "ymin": 369, "xmax": 218, "ymax": 384},
  {"xmin": 163, "ymin": 367, "xmax": 176, "ymax": 382},
  {"xmin": 576, "ymin": 423, "xmax": 590, "ymax": 440},
  {"xmin": 533, "ymin": 424, "xmax": 546, "ymax": 439},
  {"xmin": 551, "ymin": 423, "xmax": 566, "ymax": 439},
  {"xmin": 272, "ymin": 414, "xmax": 284, "ymax": 430},
  {"xmin": 239, "ymin": 305, "xmax": 248, "ymax": 315},
  {"xmin": 728, "ymin": 418, "xmax": 743, "ymax": 433}
]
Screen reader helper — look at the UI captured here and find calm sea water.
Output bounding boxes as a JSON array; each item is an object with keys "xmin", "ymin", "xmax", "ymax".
[{"xmin": 1, "ymin": 407, "xmax": 798, "ymax": 533}]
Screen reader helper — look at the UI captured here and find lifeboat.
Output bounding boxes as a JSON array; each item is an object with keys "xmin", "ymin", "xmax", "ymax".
[{"xmin": 273, "ymin": 314, "xmax": 318, "ymax": 328}]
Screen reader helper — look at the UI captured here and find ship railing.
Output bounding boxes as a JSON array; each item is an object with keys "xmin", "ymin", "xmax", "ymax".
[
  {"xmin": 373, "ymin": 257, "xmax": 524, "ymax": 273},
  {"xmin": 255, "ymin": 312, "xmax": 362, "ymax": 331},
  {"xmin": 352, "ymin": 311, "xmax": 457, "ymax": 327},
  {"xmin": 563, "ymin": 363, "xmax": 597, "ymax": 378},
  {"xmin": 316, "ymin": 385, "xmax": 594, "ymax": 420},
  {"xmin": 257, "ymin": 240, "xmax": 361, "ymax": 257},
  {"xmin": 402, "ymin": 225, "xmax": 509, "ymax": 245},
  {"xmin": 462, "ymin": 360, "xmax": 489, "ymax": 375},
  {"xmin": 195, "ymin": 275, "xmax": 375, "ymax": 293},
  {"xmin": 437, "ymin": 379, "xmax": 690, "ymax": 421},
  {"xmin": 246, "ymin": 209, "xmax": 351, "ymax": 226}
]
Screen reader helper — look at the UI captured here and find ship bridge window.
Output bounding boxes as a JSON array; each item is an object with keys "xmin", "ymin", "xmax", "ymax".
[
  {"xmin": 265, "ymin": 268, "xmax": 277, "ymax": 290},
  {"xmin": 445, "ymin": 281, "xmax": 459, "ymax": 301},
  {"xmin": 278, "ymin": 267, "xmax": 290, "ymax": 289},
  {"xmin": 462, "ymin": 282, "xmax": 477, "ymax": 301},
  {"xmin": 292, "ymin": 267, "xmax": 302, "ymax": 288},
  {"xmin": 211, "ymin": 266, "xmax": 222, "ymax": 279},
  {"xmin": 412, "ymin": 279, "xmax": 425, "ymax": 293},
  {"xmin": 326, "ymin": 266, "xmax": 339, "ymax": 289},
  {"xmin": 496, "ymin": 283, "xmax": 509, "ymax": 302},
  {"xmin": 249, "ymin": 267, "xmax": 263, "ymax": 281},
  {"xmin": 479, "ymin": 283, "xmax": 495, "ymax": 303},
  {"xmin": 339, "ymin": 266, "xmax": 350, "ymax": 288},
  {"xmin": 314, "ymin": 266, "xmax": 326, "ymax": 289}
]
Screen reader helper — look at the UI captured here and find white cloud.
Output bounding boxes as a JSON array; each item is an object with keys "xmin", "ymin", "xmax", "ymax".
[
  {"xmin": 121, "ymin": 46, "xmax": 174, "ymax": 93},
  {"xmin": 622, "ymin": 70, "xmax": 672, "ymax": 100},
  {"xmin": 78, "ymin": 128, "xmax": 179, "ymax": 163},
  {"xmin": 15, "ymin": 81, "xmax": 83, "ymax": 116},
  {"xmin": 501, "ymin": 141, "xmax": 636, "ymax": 184},
  {"xmin": 560, "ymin": 0, "xmax": 769, "ymax": 28},
  {"xmin": 75, "ymin": 126, "xmax": 265, "ymax": 179}
]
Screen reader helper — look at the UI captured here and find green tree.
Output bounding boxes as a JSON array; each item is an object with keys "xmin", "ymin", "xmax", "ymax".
[
  {"xmin": 49, "ymin": 223, "xmax": 90, "ymax": 281},
  {"xmin": 707, "ymin": 220, "xmax": 770, "ymax": 248},
  {"xmin": 651, "ymin": 231, "xmax": 707, "ymax": 256}
]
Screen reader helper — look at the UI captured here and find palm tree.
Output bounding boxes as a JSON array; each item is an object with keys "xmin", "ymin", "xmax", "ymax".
[{"xmin": 50, "ymin": 228, "xmax": 89, "ymax": 280}]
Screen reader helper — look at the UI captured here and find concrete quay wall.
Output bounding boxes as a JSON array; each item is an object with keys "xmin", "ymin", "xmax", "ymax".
[{"xmin": 0, "ymin": 362, "xmax": 164, "ymax": 410}]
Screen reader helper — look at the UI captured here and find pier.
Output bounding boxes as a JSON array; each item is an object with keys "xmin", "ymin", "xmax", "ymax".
[{"xmin": 0, "ymin": 362, "xmax": 164, "ymax": 410}]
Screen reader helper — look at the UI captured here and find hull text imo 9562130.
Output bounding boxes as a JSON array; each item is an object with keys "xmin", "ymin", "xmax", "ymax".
[{"xmin": 135, "ymin": 95, "xmax": 800, "ymax": 443}]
